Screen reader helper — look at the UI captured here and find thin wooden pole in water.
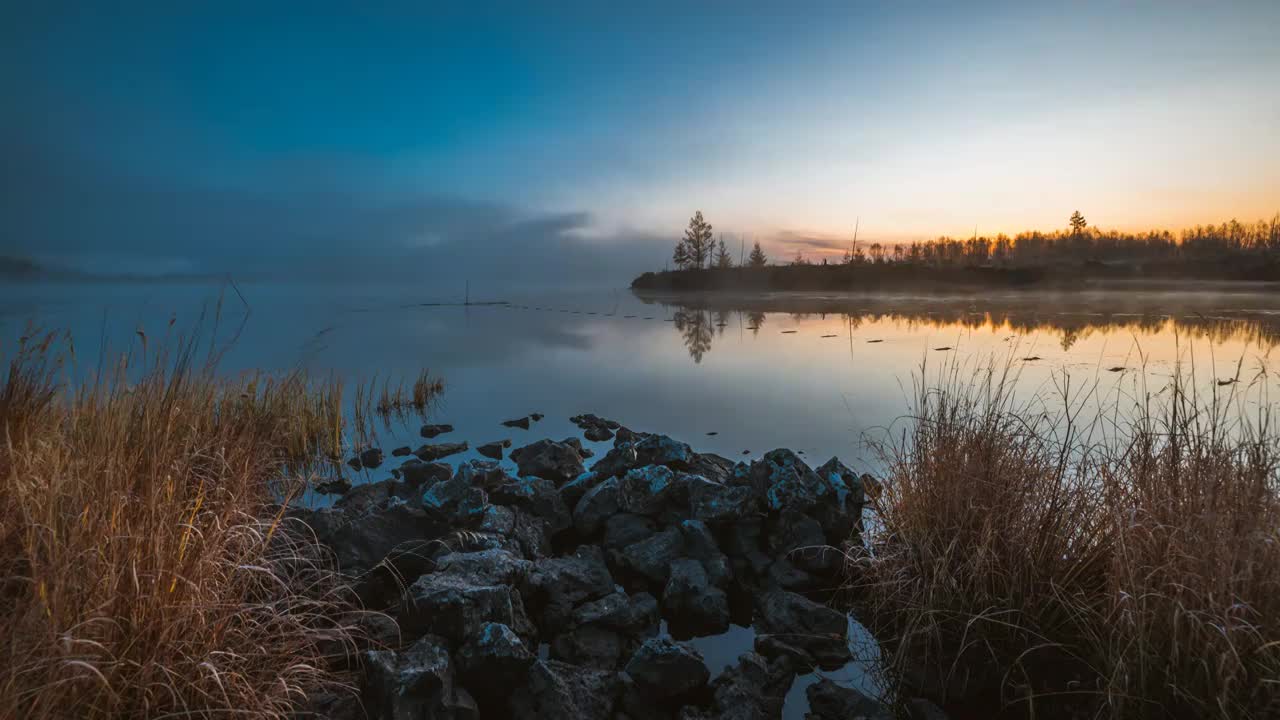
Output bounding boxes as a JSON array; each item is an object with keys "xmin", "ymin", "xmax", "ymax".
[{"xmin": 465, "ymin": 280, "xmax": 470, "ymax": 306}]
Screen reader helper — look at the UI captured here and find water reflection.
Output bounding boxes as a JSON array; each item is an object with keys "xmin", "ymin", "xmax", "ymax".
[{"xmin": 637, "ymin": 290, "xmax": 1280, "ymax": 361}]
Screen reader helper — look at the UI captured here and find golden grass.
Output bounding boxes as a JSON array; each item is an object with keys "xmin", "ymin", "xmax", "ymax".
[
  {"xmin": 0, "ymin": 329, "xmax": 438, "ymax": 719},
  {"xmin": 856, "ymin": 357, "xmax": 1280, "ymax": 719}
]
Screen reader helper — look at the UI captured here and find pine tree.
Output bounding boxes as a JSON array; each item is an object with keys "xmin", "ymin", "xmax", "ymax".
[
  {"xmin": 714, "ymin": 237, "xmax": 733, "ymax": 268},
  {"xmin": 748, "ymin": 241, "xmax": 768, "ymax": 268},
  {"xmin": 682, "ymin": 211, "xmax": 714, "ymax": 269},
  {"xmin": 673, "ymin": 239, "xmax": 691, "ymax": 269},
  {"xmin": 1070, "ymin": 210, "xmax": 1088, "ymax": 235}
]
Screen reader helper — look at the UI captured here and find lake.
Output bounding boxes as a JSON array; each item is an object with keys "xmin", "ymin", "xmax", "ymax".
[{"xmin": 5, "ymin": 280, "xmax": 1279, "ymax": 716}]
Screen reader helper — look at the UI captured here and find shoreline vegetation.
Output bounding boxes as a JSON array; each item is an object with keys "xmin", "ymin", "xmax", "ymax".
[{"xmin": 633, "ymin": 212, "xmax": 1280, "ymax": 292}]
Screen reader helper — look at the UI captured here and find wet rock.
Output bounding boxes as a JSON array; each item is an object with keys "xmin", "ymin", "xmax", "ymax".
[
  {"xmin": 522, "ymin": 545, "xmax": 616, "ymax": 634},
  {"xmin": 503, "ymin": 416, "xmax": 532, "ymax": 429},
  {"xmin": 662, "ymin": 559, "xmax": 730, "ymax": 637},
  {"xmin": 400, "ymin": 570, "xmax": 533, "ymax": 645},
  {"xmin": 433, "ymin": 548, "xmax": 531, "ymax": 587},
  {"xmin": 572, "ymin": 591, "xmax": 659, "ymax": 635},
  {"xmin": 476, "ymin": 439, "xmax": 510, "ymax": 460},
  {"xmin": 333, "ymin": 478, "xmax": 410, "ymax": 514},
  {"xmin": 315, "ymin": 477, "xmax": 352, "ymax": 495},
  {"xmin": 624, "ymin": 637, "xmax": 710, "ymax": 700},
  {"xmin": 811, "ymin": 457, "xmax": 867, "ymax": 543},
  {"xmin": 686, "ymin": 453, "xmax": 738, "ymax": 485},
  {"xmin": 561, "ymin": 436, "xmax": 593, "ymax": 458},
  {"xmin": 531, "ymin": 413, "xmax": 544, "ymax": 421},
  {"xmin": 689, "ymin": 481, "xmax": 758, "ymax": 525},
  {"xmin": 679, "ymin": 519, "xmax": 732, "ymax": 588},
  {"xmin": 804, "ymin": 679, "xmax": 891, "ymax": 720},
  {"xmin": 574, "ymin": 476, "xmax": 621, "ymax": 535},
  {"xmin": 710, "ymin": 652, "xmax": 797, "ymax": 720},
  {"xmin": 766, "ymin": 557, "xmax": 819, "ymax": 593},
  {"xmin": 509, "ymin": 511, "xmax": 553, "ymax": 559},
  {"xmin": 550, "ymin": 624, "xmax": 629, "ymax": 668},
  {"xmin": 491, "ymin": 476, "xmax": 572, "ymax": 536},
  {"xmin": 398, "ymin": 458, "xmax": 453, "ymax": 488},
  {"xmin": 421, "ymin": 471, "xmax": 475, "ymax": 518},
  {"xmin": 414, "ymin": 441, "xmax": 468, "ymax": 462},
  {"xmin": 453, "ymin": 459, "xmax": 510, "ymax": 491},
  {"xmin": 420, "ymin": 423, "xmax": 454, "ymax": 438},
  {"xmin": 358, "ymin": 447, "xmax": 385, "ymax": 469},
  {"xmin": 633, "ymin": 434, "xmax": 697, "ymax": 470},
  {"xmin": 584, "ymin": 426, "xmax": 614, "ymax": 442},
  {"xmin": 347, "ymin": 456, "xmax": 363, "ymax": 470},
  {"xmin": 768, "ymin": 508, "xmax": 839, "ymax": 576},
  {"xmin": 591, "ymin": 444, "xmax": 639, "ymax": 478},
  {"xmin": 603, "ymin": 513, "xmax": 658, "ymax": 552},
  {"xmin": 610, "ymin": 525, "xmax": 683, "ymax": 587},
  {"xmin": 455, "ymin": 622, "xmax": 535, "ymax": 688},
  {"xmin": 305, "ymin": 498, "xmax": 449, "ymax": 577},
  {"xmin": 560, "ymin": 471, "xmax": 604, "ymax": 510},
  {"xmin": 754, "ymin": 590, "xmax": 850, "ymax": 668},
  {"xmin": 618, "ymin": 465, "xmax": 681, "ymax": 516},
  {"xmin": 510, "ymin": 439, "xmax": 586, "ymax": 483},
  {"xmin": 362, "ymin": 634, "xmax": 453, "ymax": 720},
  {"xmin": 508, "ymin": 660, "xmax": 621, "ymax": 719},
  {"xmin": 391, "ymin": 445, "xmax": 413, "ymax": 457}
]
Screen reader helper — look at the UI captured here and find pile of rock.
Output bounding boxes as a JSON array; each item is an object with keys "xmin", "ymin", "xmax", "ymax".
[{"xmin": 296, "ymin": 427, "xmax": 928, "ymax": 719}]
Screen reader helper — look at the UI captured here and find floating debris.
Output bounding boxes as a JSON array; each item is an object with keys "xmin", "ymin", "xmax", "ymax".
[
  {"xmin": 820, "ymin": 334, "xmax": 838, "ymax": 338},
  {"xmin": 742, "ymin": 450, "xmax": 751, "ymax": 455},
  {"xmin": 934, "ymin": 346, "xmax": 952, "ymax": 351},
  {"xmin": 866, "ymin": 339, "xmax": 883, "ymax": 343},
  {"xmin": 781, "ymin": 330, "xmax": 798, "ymax": 334},
  {"xmin": 502, "ymin": 416, "xmax": 531, "ymax": 429},
  {"xmin": 420, "ymin": 423, "xmax": 454, "ymax": 438},
  {"xmin": 706, "ymin": 431, "xmax": 718, "ymax": 436},
  {"xmin": 1022, "ymin": 356, "xmax": 1042, "ymax": 361},
  {"xmin": 1107, "ymin": 366, "xmax": 1126, "ymax": 372},
  {"xmin": 746, "ymin": 326, "xmax": 759, "ymax": 330},
  {"xmin": 1218, "ymin": 378, "xmax": 1238, "ymax": 386}
]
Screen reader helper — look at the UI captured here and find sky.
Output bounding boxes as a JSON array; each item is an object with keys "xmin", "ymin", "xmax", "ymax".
[{"xmin": 2, "ymin": 1, "xmax": 1278, "ymax": 283}]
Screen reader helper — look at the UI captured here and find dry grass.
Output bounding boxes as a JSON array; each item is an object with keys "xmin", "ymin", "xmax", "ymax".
[
  {"xmin": 856, "ymin": 356, "xmax": 1280, "ymax": 719},
  {"xmin": 0, "ymin": 328, "xmax": 419, "ymax": 719}
]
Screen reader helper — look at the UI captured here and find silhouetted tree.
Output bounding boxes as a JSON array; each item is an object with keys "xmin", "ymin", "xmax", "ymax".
[
  {"xmin": 714, "ymin": 237, "xmax": 733, "ymax": 268},
  {"xmin": 675, "ymin": 211, "xmax": 714, "ymax": 269},
  {"xmin": 748, "ymin": 241, "xmax": 768, "ymax": 267},
  {"xmin": 1070, "ymin": 211, "xmax": 1088, "ymax": 235},
  {"xmin": 672, "ymin": 240, "xmax": 691, "ymax": 269}
]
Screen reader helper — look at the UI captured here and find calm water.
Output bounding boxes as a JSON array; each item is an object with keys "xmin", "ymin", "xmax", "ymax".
[
  {"xmin": 4, "ymin": 280, "xmax": 1279, "ymax": 716},
  {"xmin": 6, "ymin": 281, "xmax": 1278, "ymax": 482}
]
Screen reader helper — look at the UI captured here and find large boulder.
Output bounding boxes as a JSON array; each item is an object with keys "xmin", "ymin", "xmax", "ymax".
[
  {"xmin": 573, "ymin": 476, "xmax": 621, "ymax": 535},
  {"xmin": 662, "ymin": 559, "xmax": 730, "ymax": 637},
  {"xmin": 609, "ymin": 525, "xmax": 684, "ymax": 587},
  {"xmin": 571, "ymin": 591, "xmax": 659, "ymax": 635},
  {"xmin": 754, "ymin": 590, "xmax": 851, "ymax": 668},
  {"xmin": 508, "ymin": 660, "xmax": 621, "ymax": 719},
  {"xmin": 685, "ymin": 452, "xmax": 739, "ymax": 485},
  {"xmin": 689, "ymin": 480, "xmax": 759, "ymax": 526},
  {"xmin": 811, "ymin": 457, "xmax": 867, "ymax": 543},
  {"xmin": 623, "ymin": 637, "xmax": 710, "ymax": 700},
  {"xmin": 804, "ymin": 679, "xmax": 892, "ymax": 720},
  {"xmin": 433, "ymin": 548, "xmax": 530, "ymax": 587},
  {"xmin": 510, "ymin": 439, "xmax": 586, "ymax": 483},
  {"xmin": 603, "ymin": 513, "xmax": 658, "ymax": 552},
  {"xmin": 359, "ymin": 447, "xmax": 385, "ymax": 469},
  {"xmin": 362, "ymin": 634, "xmax": 454, "ymax": 720},
  {"xmin": 767, "ymin": 508, "xmax": 840, "ymax": 576},
  {"xmin": 490, "ymin": 476, "xmax": 572, "ymax": 536},
  {"xmin": 679, "ymin": 519, "xmax": 732, "ymax": 588},
  {"xmin": 400, "ymin": 571, "xmax": 534, "ymax": 645},
  {"xmin": 303, "ymin": 497, "xmax": 450, "ymax": 577},
  {"xmin": 618, "ymin": 465, "xmax": 683, "ymax": 517},
  {"xmin": 455, "ymin": 622, "xmax": 535, "ymax": 689},
  {"xmin": 550, "ymin": 624, "xmax": 629, "ymax": 668},
  {"xmin": 522, "ymin": 545, "xmax": 616, "ymax": 634},
  {"xmin": 591, "ymin": 433, "xmax": 695, "ymax": 478},
  {"xmin": 397, "ymin": 459, "xmax": 453, "ymax": 488}
]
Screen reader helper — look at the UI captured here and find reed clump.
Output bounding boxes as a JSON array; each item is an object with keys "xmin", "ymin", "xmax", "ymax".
[
  {"xmin": 0, "ymin": 330, "xmax": 403, "ymax": 719},
  {"xmin": 856, "ymin": 359, "xmax": 1280, "ymax": 719}
]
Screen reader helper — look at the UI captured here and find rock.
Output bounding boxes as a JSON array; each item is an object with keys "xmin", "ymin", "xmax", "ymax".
[
  {"xmin": 491, "ymin": 476, "xmax": 572, "ymax": 536},
  {"xmin": 768, "ymin": 508, "xmax": 839, "ymax": 576},
  {"xmin": 433, "ymin": 548, "xmax": 531, "ymax": 587},
  {"xmin": 766, "ymin": 557, "xmax": 818, "ymax": 593},
  {"xmin": 477, "ymin": 440, "xmax": 509, "ymax": 460},
  {"xmin": 452, "ymin": 459, "xmax": 510, "ymax": 491},
  {"xmin": 347, "ymin": 456, "xmax": 363, "ymax": 470},
  {"xmin": 509, "ymin": 510, "xmax": 554, "ymax": 559},
  {"xmin": 550, "ymin": 624, "xmax": 629, "ymax": 668},
  {"xmin": 531, "ymin": 413, "xmax": 544, "ymax": 421},
  {"xmin": 414, "ymin": 441, "xmax": 468, "ymax": 462},
  {"xmin": 710, "ymin": 652, "xmax": 797, "ymax": 720},
  {"xmin": 333, "ymin": 478, "xmax": 410, "ymax": 514},
  {"xmin": 560, "ymin": 471, "xmax": 604, "ymax": 510},
  {"xmin": 753, "ymin": 634, "xmax": 814, "ymax": 667},
  {"xmin": 754, "ymin": 590, "xmax": 850, "ymax": 668},
  {"xmin": 689, "ymin": 481, "xmax": 759, "ymax": 526},
  {"xmin": 618, "ymin": 465, "xmax": 681, "ymax": 516},
  {"xmin": 679, "ymin": 519, "xmax": 732, "ymax": 588},
  {"xmin": 503, "ymin": 416, "xmax": 532, "ymax": 429},
  {"xmin": 392, "ymin": 445, "xmax": 413, "ymax": 457},
  {"xmin": 439, "ymin": 687, "xmax": 480, "ymax": 720},
  {"xmin": 590, "ymin": 444, "xmax": 639, "ymax": 478},
  {"xmin": 315, "ymin": 477, "xmax": 352, "ymax": 495},
  {"xmin": 584, "ymin": 426, "xmax": 614, "ymax": 442},
  {"xmin": 610, "ymin": 526, "xmax": 683, "ymax": 587},
  {"xmin": 510, "ymin": 439, "xmax": 586, "ymax": 483},
  {"xmin": 811, "ymin": 457, "xmax": 867, "ymax": 543},
  {"xmin": 421, "ymin": 472, "xmax": 475, "ymax": 517},
  {"xmin": 561, "ymin": 436, "xmax": 593, "ymax": 459},
  {"xmin": 572, "ymin": 591, "xmax": 659, "ymax": 634},
  {"xmin": 632, "ymin": 434, "xmax": 696, "ymax": 470},
  {"xmin": 614, "ymin": 426, "xmax": 644, "ymax": 445},
  {"xmin": 573, "ymin": 476, "xmax": 621, "ymax": 536},
  {"xmin": 362, "ymin": 634, "xmax": 453, "ymax": 720},
  {"xmin": 603, "ymin": 513, "xmax": 658, "ymax": 552},
  {"xmin": 398, "ymin": 458, "xmax": 453, "ymax": 487},
  {"xmin": 401, "ymin": 571, "xmax": 533, "ymax": 645},
  {"xmin": 359, "ymin": 447, "xmax": 385, "ymax": 469},
  {"xmin": 455, "ymin": 622, "xmax": 535, "ymax": 688},
  {"xmin": 522, "ymin": 545, "xmax": 616, "ymax": 634},
  {"xmin": 304, "ymin": 498, "xmax": 450, "ymax": 577},
  {"xmin": 508, "ymin": 660, "xmax": 621, "ymax": 719},
  {"xmin": 420, "ymin": 423, "xmax": 454, "ymax": 438},
  {"xmin": 623, "ymin": 637, "xmax": 710, "ymax": 700},
  {"xmin": 686, "ymin": 453, "xmax": 738, "ymax": 485},
  {"xmin": 662, "ymin": 559, "xmax": 730, "ymax": 637},
  {"xmin": 804, "ymin": 679, "xmax": 891, "ymax": 720}
]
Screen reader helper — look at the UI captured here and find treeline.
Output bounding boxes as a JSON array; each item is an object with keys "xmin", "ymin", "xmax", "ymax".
[{"xmin": 641, "ymin": 211, "xmax": 1280, "ymax": 290}]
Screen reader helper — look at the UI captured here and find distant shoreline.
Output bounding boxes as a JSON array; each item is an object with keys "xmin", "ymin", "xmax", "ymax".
[{"xmin": 630, "ymin": 264, "xmax": 1280, "ymax": 294}]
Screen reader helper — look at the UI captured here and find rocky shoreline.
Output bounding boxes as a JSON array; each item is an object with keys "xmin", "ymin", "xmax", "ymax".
[{"xmin": 293, "ymin": 420, "xmax": 946, "ymax": 719}]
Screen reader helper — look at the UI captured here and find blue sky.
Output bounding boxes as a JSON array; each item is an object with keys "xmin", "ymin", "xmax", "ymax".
[{"xmin": 3, "ymin": 2, "xmax": 1277, "ymax": 280}]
